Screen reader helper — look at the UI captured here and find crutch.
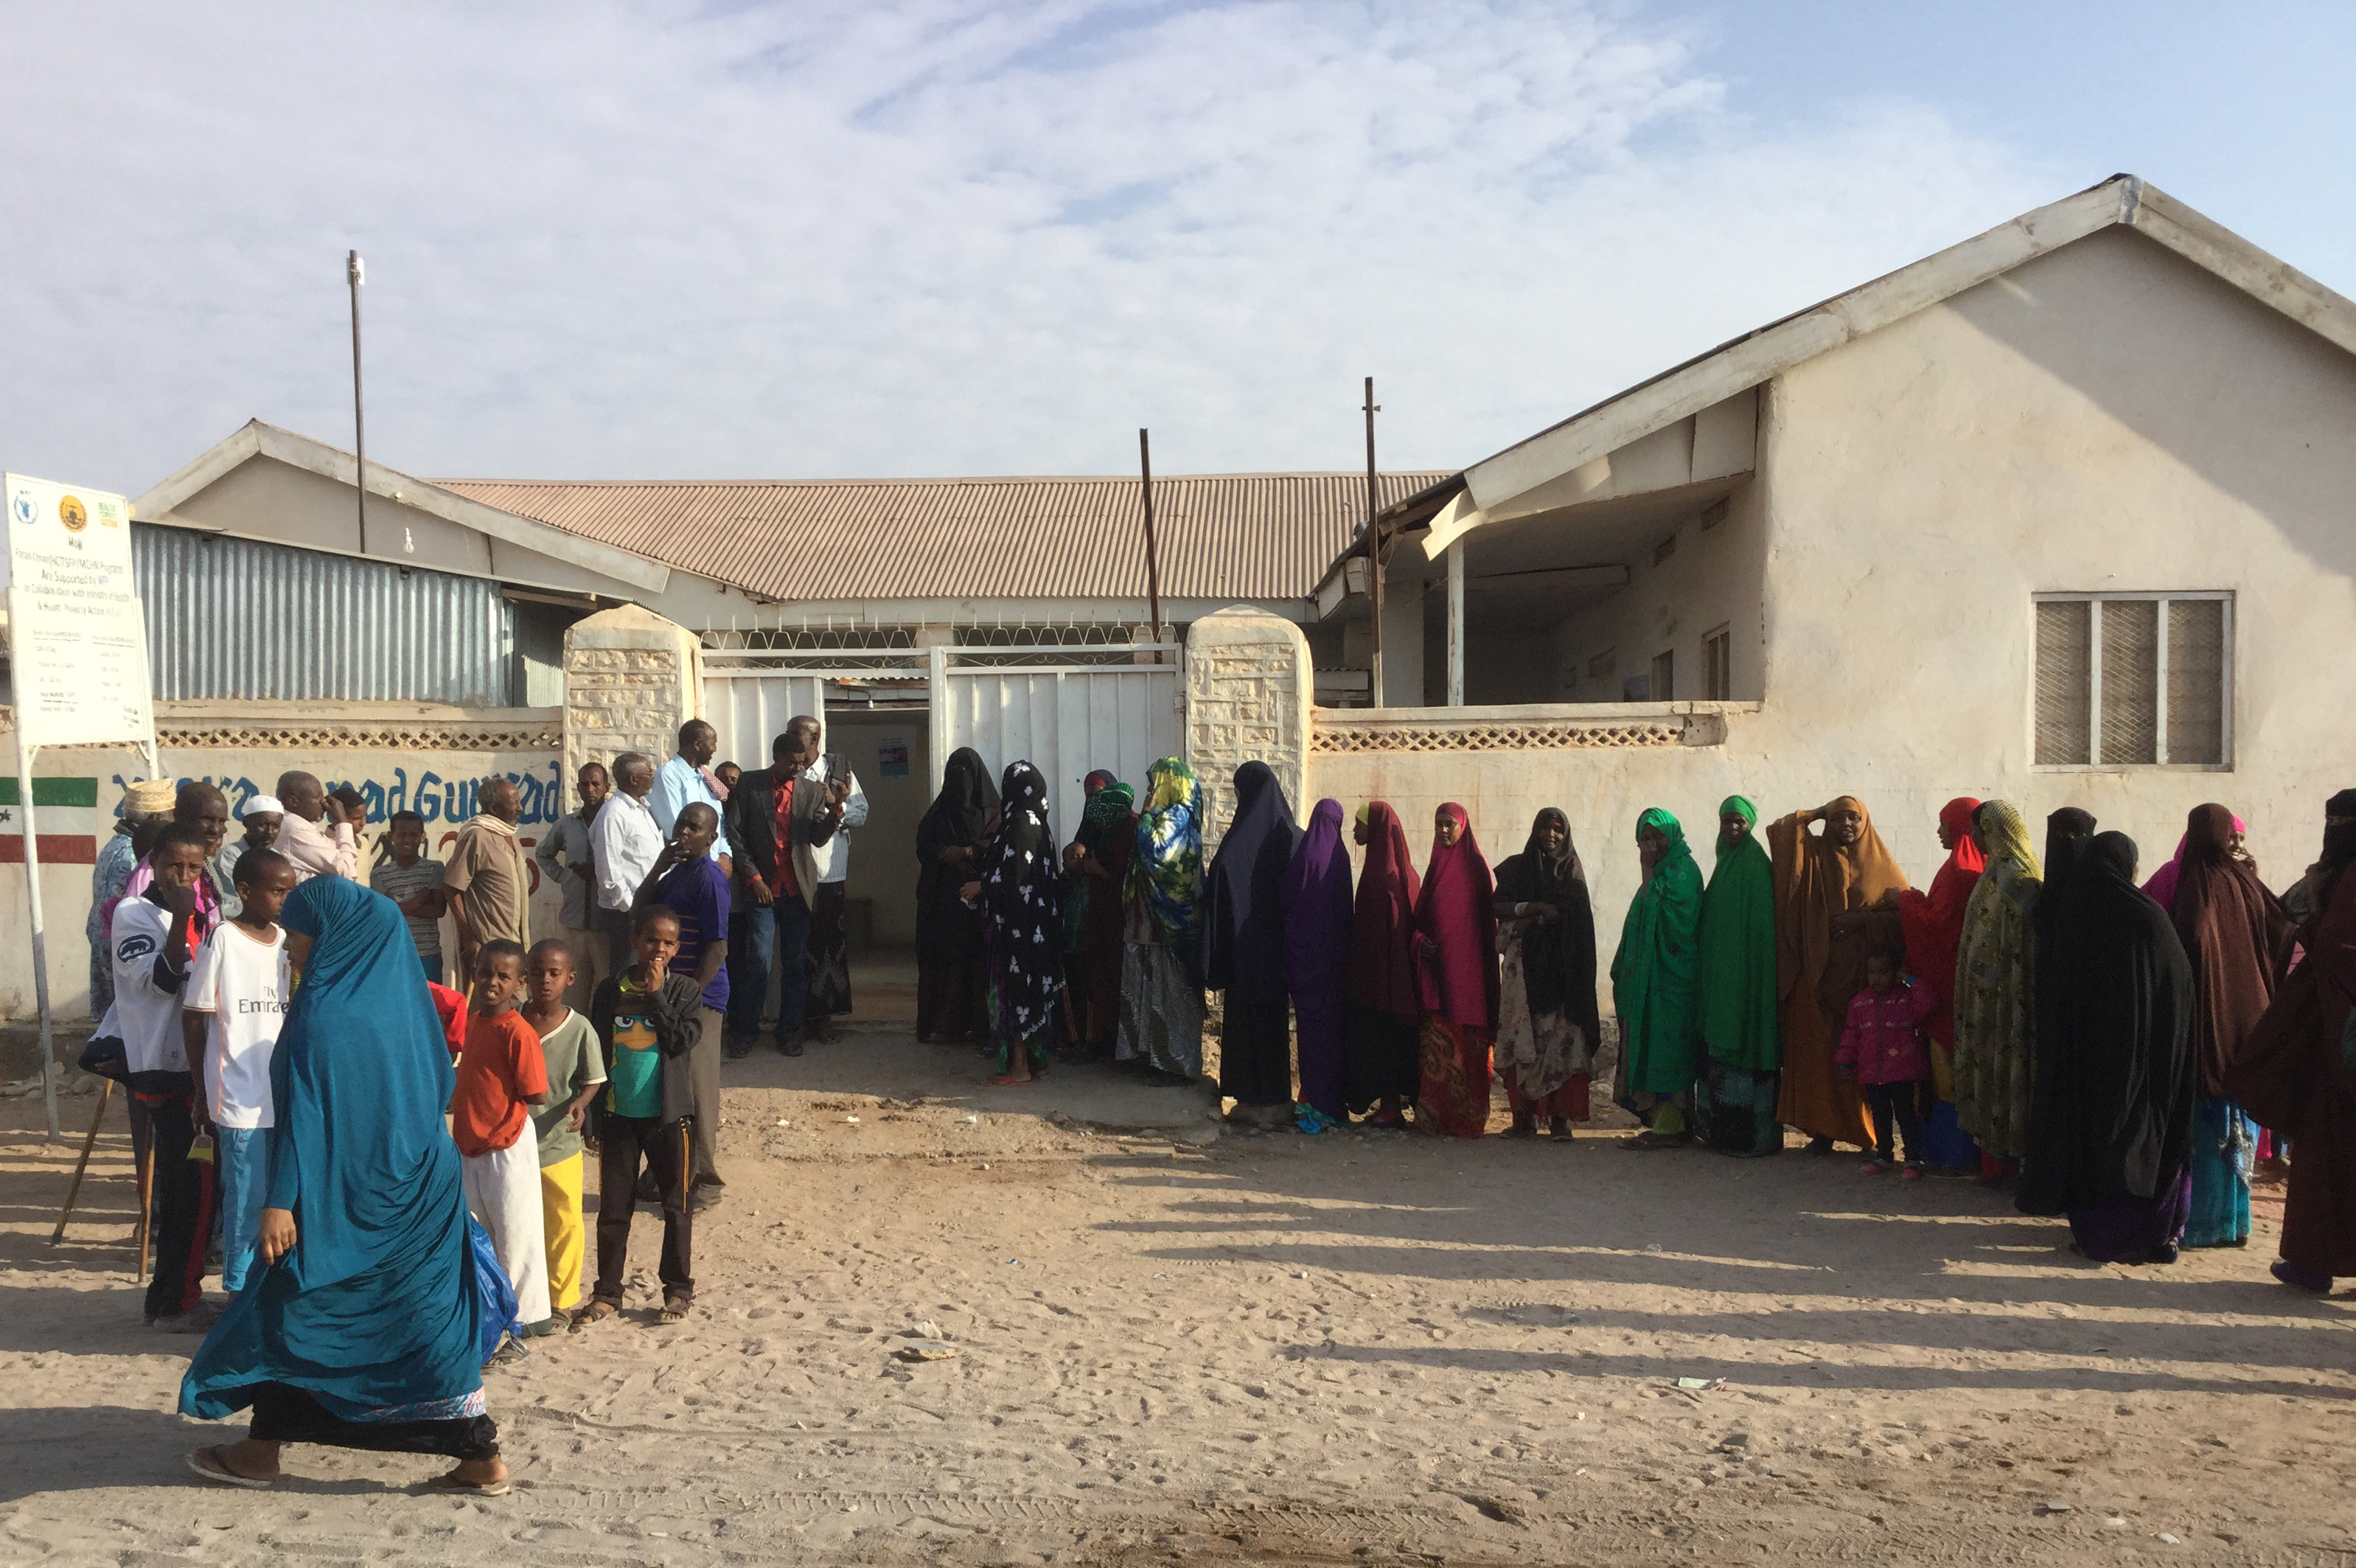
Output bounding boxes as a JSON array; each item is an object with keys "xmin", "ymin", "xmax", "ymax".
[
  {"xmin": 49, "ymin": 1079, "xmax": 112, "ymax": 1245},
  {"xmin": 134, "ymin": 1138, "xmax": 153, "ymax": 1280}
]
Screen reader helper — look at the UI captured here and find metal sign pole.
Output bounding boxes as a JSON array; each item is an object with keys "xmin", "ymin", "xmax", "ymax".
[{"xmin": 8, "ymin": 591, "xmax": 57, "ymax": 1137}]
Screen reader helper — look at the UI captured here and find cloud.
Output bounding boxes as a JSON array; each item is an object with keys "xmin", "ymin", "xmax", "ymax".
[{"xmin": 0, "ymin": 1, "xmax": 2058, "ymax": 492}]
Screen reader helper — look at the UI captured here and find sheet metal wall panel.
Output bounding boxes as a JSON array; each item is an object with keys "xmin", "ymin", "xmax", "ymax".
[
  {"xmin": 701, "ymin": 675, "xmax": 827, "ymax": 778},
  {"xmin": 133, "ymin": 524, "xmax": 515, "ymax": 704},
  {"xmin": 935, "ymin": 665, "xmax": 1179, "ymax": 843}
]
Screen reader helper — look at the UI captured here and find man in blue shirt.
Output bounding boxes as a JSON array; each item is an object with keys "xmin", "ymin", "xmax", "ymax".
[
  {"xmin": 651, "ymin": 720, "xmax": 732, "ymax": 873},
  {"xmin": 631, "ymin": 801, "xmax": 730, "ymax": 1210}
]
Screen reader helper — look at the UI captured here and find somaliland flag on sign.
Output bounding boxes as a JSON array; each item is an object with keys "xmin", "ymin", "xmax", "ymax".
[{"xmin": 0, "ymin": 777, "xmax": 99, "ymax": 863}]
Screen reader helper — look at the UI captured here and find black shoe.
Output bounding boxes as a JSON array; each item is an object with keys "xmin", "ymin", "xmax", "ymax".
[
  {"xmin": 723, "ymin": 1037, "xmax": 753, "ymax": 1060},
  {"xmin": 779, "ymin": 1034, "xmax": 804, "ymax": 1058}
]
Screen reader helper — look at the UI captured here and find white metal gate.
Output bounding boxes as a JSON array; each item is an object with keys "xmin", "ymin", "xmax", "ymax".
[
  {"xmin": 700, "ymin": 669, "xmax": 829, "ymax": 774},
  {"xmin": 927, "ymin": 645, "xmax": 1182, "ymax": 841}
]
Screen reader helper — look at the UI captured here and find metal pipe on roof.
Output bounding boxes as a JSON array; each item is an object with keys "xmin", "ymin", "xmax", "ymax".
[
  {"xmin": 347, "ymin": 251, "xmax": 368, "ymax": 558},
  {"xmin": 1363, "ymin": 377, "xmax": 1384, "ymax": 706},
  {"xmin": 1139, "ymin": 429, "xmax": 1164, "ymax": 650}
]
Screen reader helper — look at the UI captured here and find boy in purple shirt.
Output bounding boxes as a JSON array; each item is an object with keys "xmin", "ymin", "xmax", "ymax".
[{"xmin": 631, "ymin": 801, "xmax": 730, "ymax": 1209}]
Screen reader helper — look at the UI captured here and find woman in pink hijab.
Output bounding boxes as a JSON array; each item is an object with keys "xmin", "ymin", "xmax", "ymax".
[{"xmin": 1412, "ymin": 804, "xmax": 1499, "ymax": 1137}]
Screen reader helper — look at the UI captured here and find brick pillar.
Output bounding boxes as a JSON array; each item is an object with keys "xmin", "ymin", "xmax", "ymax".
[
  {"xmin": 1183, "ymin": 606, "xmax": 1312, "ymax": 850},
  {"xmin": 562, "ymin": 605, "xmax": 703, "ymax": 783}
]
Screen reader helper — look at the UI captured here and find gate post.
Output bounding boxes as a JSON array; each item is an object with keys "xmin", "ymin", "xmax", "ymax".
[
  {"xmin": 1183, "ymin": 606, "xmax": 1312, "ymax": 850},
  {"xmin": 562, "ymin": 605, "xmax": 703, "ymax": 784}
]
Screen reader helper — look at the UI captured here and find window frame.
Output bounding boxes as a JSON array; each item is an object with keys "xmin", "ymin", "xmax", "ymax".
[
  {"xmin": 2029, "ymin": 590, "xmax": 2234, "ymax": 773},
  {"xmin": 1703, "ymin": 624, "xmax": 1732, "ymax": 701}
]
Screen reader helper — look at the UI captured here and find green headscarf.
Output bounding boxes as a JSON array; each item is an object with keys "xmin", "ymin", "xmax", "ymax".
[
  {"xmin": 1611, "ymin": 807, "xmax": 1704, "ymax": 1095},
  {"xmin": 1696, "ymin": 794, "xmax": 1782, "ymax": 1071}
]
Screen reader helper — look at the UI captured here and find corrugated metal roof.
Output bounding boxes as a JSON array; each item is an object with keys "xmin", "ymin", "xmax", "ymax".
[
  {"xmin": 434, "ymin": 473, "xmax": 1448, "ymax": 603},
  {"xmin": 135, "ymin": 523, "xmax": 517, "ymax": 705}
]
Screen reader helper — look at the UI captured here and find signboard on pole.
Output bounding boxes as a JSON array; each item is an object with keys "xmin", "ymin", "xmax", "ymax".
[
  {"xmin": 2, "ymin": 473, "xmax": 157, "ymax": 1141},
  {"xmin": 4, "ymin": 474, "xmax": 155, "ymax": 750}
]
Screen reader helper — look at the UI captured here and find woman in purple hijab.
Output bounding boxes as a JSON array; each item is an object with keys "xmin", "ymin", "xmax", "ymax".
[{"xmin": 1283, "ymin": 799, "xmax": 1356, "ymax": 1121}]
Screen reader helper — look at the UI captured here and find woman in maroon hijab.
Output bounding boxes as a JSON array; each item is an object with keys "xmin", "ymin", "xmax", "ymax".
[
  {"xmin": 1413, "ymin": 804, "xmax": 1499, "ymax": 1138},
  {"xmin": 1343, "ymin": 803, "xmax": 1421, "ymax": 1128}
]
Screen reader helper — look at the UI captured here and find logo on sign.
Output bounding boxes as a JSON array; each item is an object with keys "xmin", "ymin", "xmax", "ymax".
[
  {"xmin": 8, "ymin": 490, "xmax": 32, "ymax": 526},
  {"xmin": 58, "ymin": 495, "xmax": 88, "ymax": 532}
]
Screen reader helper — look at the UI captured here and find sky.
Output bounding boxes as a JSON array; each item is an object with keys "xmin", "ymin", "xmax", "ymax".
[{"xmin": 2, "ymin": 1, "xmax": 2349, "ymax": 494}]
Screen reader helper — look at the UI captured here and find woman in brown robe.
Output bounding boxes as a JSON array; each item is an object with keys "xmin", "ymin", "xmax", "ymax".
[
  {"xmin": 1770, "ymin": 797, "xmax": 1908, "ymax": 1153},
  {"xmin": 2231, "ymin": 789, "xmax": 2356, "ymax": 1292}
]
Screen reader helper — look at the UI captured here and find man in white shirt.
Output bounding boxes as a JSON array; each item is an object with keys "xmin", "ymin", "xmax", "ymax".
[
  {"xmin": 651, "ymin": 719, "xmax": 733, "ymax": 871},
  {"xmin": 793, "ymin": 725, "xmax": 868, "ymax": 1042},
  {"xmin": 269, "ymin": 771, "xmax": 362, "ymax": 882},
  {"xmin": 590, "ymin": 751, "xmax": 664, "ymax": 976}
]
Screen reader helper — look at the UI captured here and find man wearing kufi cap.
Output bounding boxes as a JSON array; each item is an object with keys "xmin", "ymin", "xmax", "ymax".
[{"xmin": 88, "ymin": 778, "xmax": 178, "ymax": 1020}]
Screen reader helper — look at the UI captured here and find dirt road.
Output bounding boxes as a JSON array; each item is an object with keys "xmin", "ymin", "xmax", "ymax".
[{"xmin": 2, "ymin": 1037, "xmax": 2352, "ymax": 1565}]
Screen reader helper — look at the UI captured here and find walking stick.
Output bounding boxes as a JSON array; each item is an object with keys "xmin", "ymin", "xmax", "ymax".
[
  {"xmin": 49, "ymin": 1078, "xmax": 112, "ymax": 1244},
  {"xmin": 133, "ymin": 1138, "xmax": 153, "ymax": 1281}
]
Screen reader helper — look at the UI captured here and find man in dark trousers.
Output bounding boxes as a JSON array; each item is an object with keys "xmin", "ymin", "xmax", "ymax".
[{"xmin": 720, "ymin": 719, "xmax": 850, "ymax": 1059}]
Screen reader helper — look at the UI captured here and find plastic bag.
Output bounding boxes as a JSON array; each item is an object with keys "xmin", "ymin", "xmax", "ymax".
[{"xmin": 467, "ymin": 1214, "xmax": 518, "ymax": 1366}]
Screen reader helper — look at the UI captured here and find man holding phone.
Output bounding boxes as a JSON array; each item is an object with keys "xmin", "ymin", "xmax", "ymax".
[
  {"xmin": 721, "ymin": 716, "xmax": 860, "ymax": 1057},
  {"xmin": 269, "ymin": 772, "xmax": 363, "ymax": 882}
]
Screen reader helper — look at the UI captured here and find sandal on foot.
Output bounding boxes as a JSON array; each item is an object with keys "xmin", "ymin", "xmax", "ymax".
[
  {"xmin": 187, "ymin": 1446, "xmax": 276, "ymax": 1490},
  {"xmin": 570, "ymin": 1300, "xmax": 619, "ymax": 1332},
  {"xmin": 985, "ymin": 1074, "xmax": 1034, "ymax": 1088},
  {"xmin": 426, "ymin": 1468, "xmax": 512, "ymax": 1497},
  {"xmin": 658, "ymin": 1295, "xmax": 693, "ymax": 1325}
]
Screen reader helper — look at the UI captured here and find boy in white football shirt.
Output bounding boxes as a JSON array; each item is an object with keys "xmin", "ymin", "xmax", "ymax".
[{"xmin": 181, "ymin": 848, "xmax": 297, "ymax": 1295}]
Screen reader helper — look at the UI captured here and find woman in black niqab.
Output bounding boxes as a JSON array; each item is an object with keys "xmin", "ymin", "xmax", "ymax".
[
  {"xmin": 1200, "ymin": 762, "xmax": 1302, "ymax": 1114},
  {"xmin": 915, "ymin": 748, "xmax": 1001, "ymax": 1042},
  {"xmin": 1490, "ymin": 809, "xmax": 1600, "ymax": 1135},
  {"xmin": 2016, "ymin": 832, "xmax": 2199, "ymax": 1264}
]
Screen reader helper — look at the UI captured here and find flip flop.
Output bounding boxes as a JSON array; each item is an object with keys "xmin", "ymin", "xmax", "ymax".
[
  {"xmin": 187, "ymin": 1446, "xmax": 275, "ymax": 1489},
  {"xmin": 985, "ymin": 1075, "xmax": 1034, "ymax": 1087},
  {"xmin": 425, "ymin": 1469, "xmax": 512, "ymax": 1497}
]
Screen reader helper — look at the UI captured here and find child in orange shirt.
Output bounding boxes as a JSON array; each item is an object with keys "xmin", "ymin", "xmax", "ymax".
[{"xmin": 451, "ymin": 940, "xmax": 554, "ymax": 1339}]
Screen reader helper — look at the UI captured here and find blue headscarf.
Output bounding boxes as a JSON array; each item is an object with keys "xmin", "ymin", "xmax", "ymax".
[{"xmin": 181, "ymin": 876, "xmax": 482, "ymax": 1421}]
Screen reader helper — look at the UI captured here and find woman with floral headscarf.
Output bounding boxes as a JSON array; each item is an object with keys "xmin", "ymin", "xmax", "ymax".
[
  {"xmin": 1612, "ymin": 808, "xmax": 1704, "ymax": 1149},
  {"xmin": 1116, "ymin": 757, "xmax": 1207, "ymax": 1084},
  {"xmin": 962, "ymin": 761, "xmax": 1064, "ymax": 1086},
  {"xmin": 1491, "ymin": 808, "xmax": 1598, "ymax": 1139},
  {"xmin": 1061, "ymin": 771, "xmax": 1135, "ymax": 1060},
  {"xmin": 1953, "ymin": 801, "xmax": 2043, "ymax": 1178},
  {"xmin": 1695, "ymin": 796, "xmax": 1782, "ymax": 1157},
  {"xmin": 1413, "ymin": 804, "xmax": 1498, "ymax": 1137}
]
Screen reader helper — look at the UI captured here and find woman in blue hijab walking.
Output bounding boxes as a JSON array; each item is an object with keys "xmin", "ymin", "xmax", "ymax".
[{"xmin": 181, "ymin": 875, "xmax": 506, "ymax": 1494}]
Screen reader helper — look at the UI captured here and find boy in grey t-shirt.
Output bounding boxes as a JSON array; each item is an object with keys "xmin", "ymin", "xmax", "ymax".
[
  {"xmin": 369, "ymin": 809, "xmax": 447, "ymax": 985},
  {"xmin": 522, "ymin": 938, "xmax": 607, "ymax": 1319}
]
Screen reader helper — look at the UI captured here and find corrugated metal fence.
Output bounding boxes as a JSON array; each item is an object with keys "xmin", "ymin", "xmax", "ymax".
[{"xmin": 133, "ymin": 524, "xmax": 517, "ymax": 705}]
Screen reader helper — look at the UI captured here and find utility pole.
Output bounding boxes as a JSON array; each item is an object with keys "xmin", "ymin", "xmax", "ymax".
[
  {"xmin": 348, "ymin": 250, "xmax": 368, "ymax": 556},
  {"xmin": 1363, "ymin": 376, "xmax": 1384, "ymax": 707},
  {"xmin": 1139, "ymin": 428, "xmax": 1164, "ymax": 649}
]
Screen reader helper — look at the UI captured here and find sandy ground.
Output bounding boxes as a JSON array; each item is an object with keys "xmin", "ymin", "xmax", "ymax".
[{"xmin": 3, "ymin": 1028, "xmax": 2354, "ymax": 1568}]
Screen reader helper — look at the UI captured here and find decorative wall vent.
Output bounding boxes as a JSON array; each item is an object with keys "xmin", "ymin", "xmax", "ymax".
[
  {"xmin": 1311, "ymin": 716, "xmax": 1690, "ymax": 753},
  {"xmin": 158, "ymin": 722, "xmax": 562, "ymax": 753}
]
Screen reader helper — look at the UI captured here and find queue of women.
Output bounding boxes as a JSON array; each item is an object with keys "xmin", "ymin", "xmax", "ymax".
[{"xmin": 919, "ymin": 756, "xmax": 2356, "ymax": 1290}]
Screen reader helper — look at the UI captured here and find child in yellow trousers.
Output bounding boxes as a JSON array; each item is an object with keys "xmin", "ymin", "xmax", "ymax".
[{"xmin": 522, "ymin": 939, "xmax": 607, "ymax": 1318}]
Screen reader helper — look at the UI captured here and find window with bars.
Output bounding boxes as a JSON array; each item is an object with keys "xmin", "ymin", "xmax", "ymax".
[
  {"xmin": 1704, "ymin": 625, "xmax": 1732, "ymax": 700},
  {"xmin": 2033, "ymin": 593, "xmax": 2231, "ymax": 767}
]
